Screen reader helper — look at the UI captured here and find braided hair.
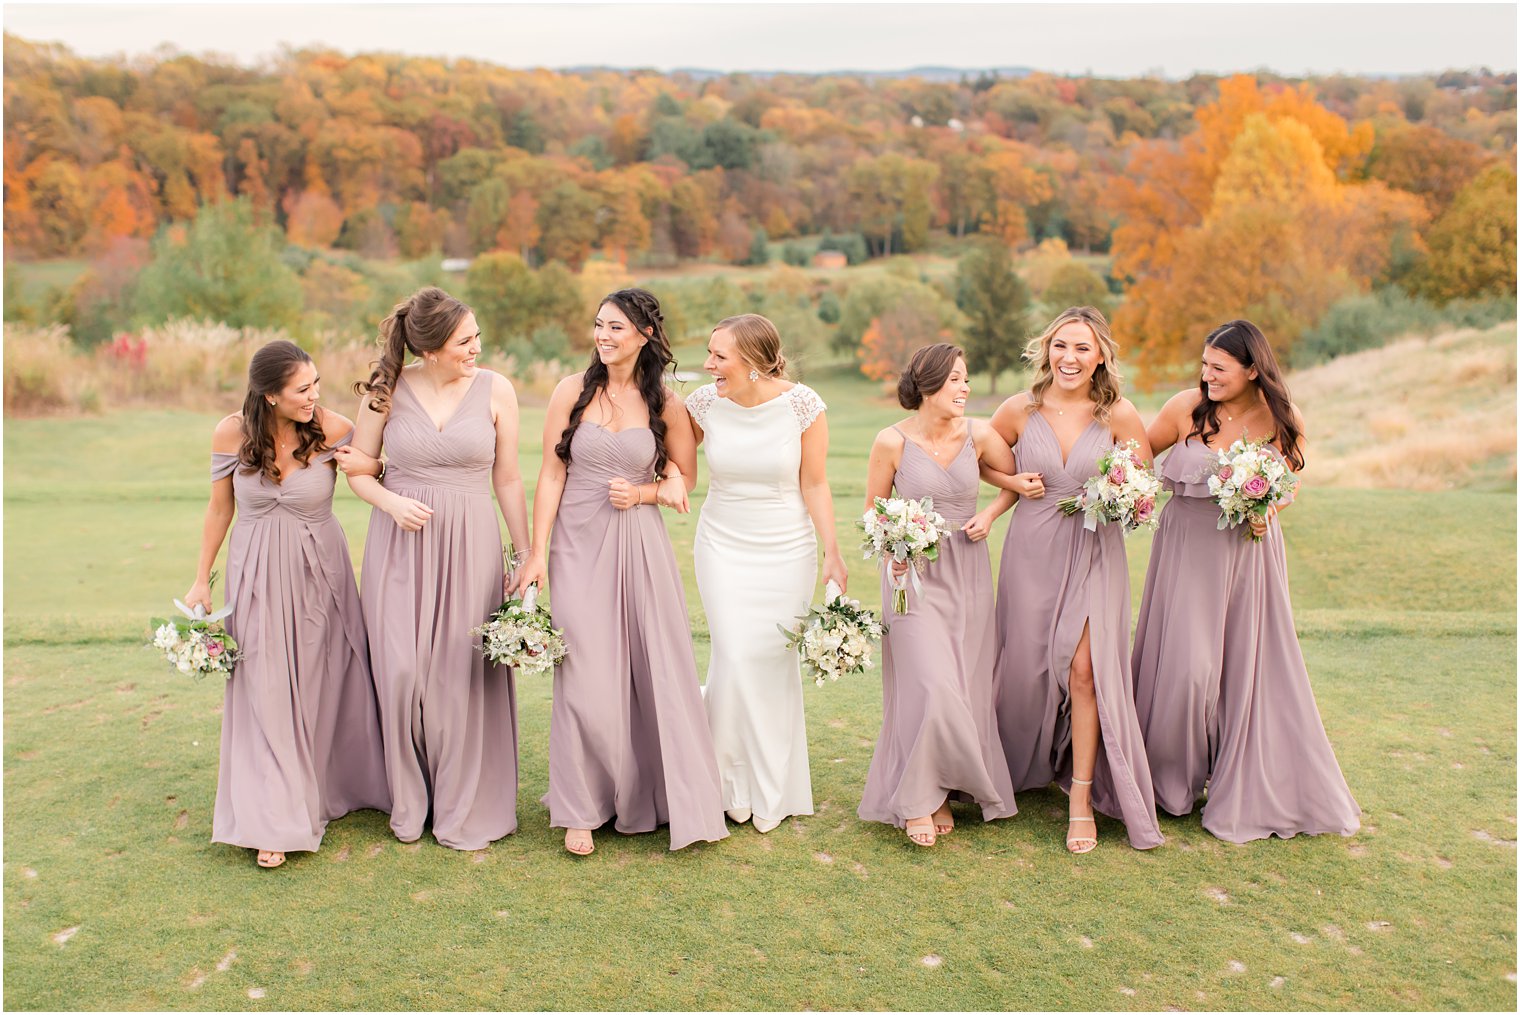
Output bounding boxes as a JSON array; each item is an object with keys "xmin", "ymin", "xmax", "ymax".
[{"xmin": 556, "ymin": 288, "xmax": 677, "ymax": 477}]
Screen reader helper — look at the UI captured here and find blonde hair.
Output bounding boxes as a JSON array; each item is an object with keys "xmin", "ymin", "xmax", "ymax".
[
  {"xmin": 1024, "ymin": 306, "xmax": 1123, "ymax": 425},
  {"xmin": 714, "ymin": 313, "xmax": 787, "ymax": 378}
]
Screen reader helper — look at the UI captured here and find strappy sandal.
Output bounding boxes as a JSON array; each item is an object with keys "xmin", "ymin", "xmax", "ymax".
[
  {"xmin": 256, "ymin": 850, "xmax": 286, "ymax": 868},
  {"xmin": 906, "ymin": 816, "xmax": 937, "ymax": 847},
  {"xmin": 564, "ymin": 829, "xmax": 595, "ymax": 856},
  {"xmin": 932, "ymin": 800, "xmax": 955, "ymax": 836},
  {"xmin": 1067, "ymin": 777, "xmax": 1097, "ymax": 854}
]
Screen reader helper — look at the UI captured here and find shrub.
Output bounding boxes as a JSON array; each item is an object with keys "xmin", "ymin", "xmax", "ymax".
[{"xmin": 1294, "ymin": 288, "xmax": 1518, "ymax": 367}]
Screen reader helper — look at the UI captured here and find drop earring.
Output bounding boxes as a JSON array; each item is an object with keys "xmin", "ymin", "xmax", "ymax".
[{"xmin": 748, "ymin": 369, "xmax": 759, "ymax": 382}]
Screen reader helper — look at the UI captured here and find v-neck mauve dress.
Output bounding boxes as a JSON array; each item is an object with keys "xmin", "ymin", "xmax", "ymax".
[
  {"xmin": 1131, "ymin": 438, "xmax": 1360, "ymax": 842},
  {"xmin": 541, "ymin": 422, "xmax": 728, "ymax": 849},
  {"xmin": 993, "ymin": 412, "xmax": 1163, "ymax": 849},
  {"xmin": 361, "ymin": 370, "xmax": 517, "ymax": 850},
  {"xmin": 211, "ymin": 431, "xmax": 390, "ymax": 853},
  {"xmin": 857, "ymin": 425, "xmax": 1016, "ymax": 829}
]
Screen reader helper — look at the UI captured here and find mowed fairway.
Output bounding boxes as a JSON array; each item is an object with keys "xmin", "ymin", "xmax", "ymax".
[{"xmin": 3, "ymin": 364, "xmax": 1516, "ymax": 1011}]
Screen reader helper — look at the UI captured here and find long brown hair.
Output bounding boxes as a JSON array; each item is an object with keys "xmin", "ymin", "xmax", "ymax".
[
  {"xmin": 1189, "ymin": 319, "xmax": 1305, "ymax": 470},
  {"xmin": 1024, "ymin": 306, "xmax": 1123, "ymax": 424},
  {"xmin": 354, "ymin": 286, "xmax": 472, "ymax": 413},
  {"xmin": 557, "ymin": 288, "xmax": 677, "ymax": 476},
  {"xmin": 239, "ymin": 340, "xmax": 327, "ymax": 484}
]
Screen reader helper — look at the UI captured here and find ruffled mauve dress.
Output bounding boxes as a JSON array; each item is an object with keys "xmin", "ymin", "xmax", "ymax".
[
  {"xmin": 541, "ymin": 423, "xmax": 728, "ymax": 849},
  {"xmin": 993, "ymin": 412, "xmax": 1163, "ymax": 849},
  {"xmin": 1131, "ymin": 438, "xmax": 1360, "ymax": 842},
  {"xmin": 361, "ymin": 370, "xmax": 517, "ymax": 850},
  {"xmin": 211, "ymin": 432, "xmax": 390, "ymax": 853},
  {"xmin": 858, "ymin": 426, "xmax": 1016, "ymax": 828}
]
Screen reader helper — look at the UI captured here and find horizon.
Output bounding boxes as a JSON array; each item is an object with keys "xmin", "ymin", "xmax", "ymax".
[{"xmin": 2, "ymin": 3, "xmax": 1515, "ymax": 78}]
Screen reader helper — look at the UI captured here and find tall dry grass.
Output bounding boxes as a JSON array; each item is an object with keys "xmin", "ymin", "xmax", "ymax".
[
  {"xmin": 3, "ymin": 320, "xmax": 572, "ymax": 416},
  {"xmin": 1292, "ymin": 322, "xmax": 1517, "ymax": 490}
]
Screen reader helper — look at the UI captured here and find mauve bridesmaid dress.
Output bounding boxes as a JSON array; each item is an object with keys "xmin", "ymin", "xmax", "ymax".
[
  {"xmin": 858, "ymin": 426, "xmax": 1016, "ymax": 828},
  {"xmin": 211, "ymin": 430, "xmax": 390, "ymax": 853},
  {"xmin": 361, "ymin": 370, "xmax": 518, "ymax": 850},
  {"xmin": 993, "ymin": 412, "xmax": 1163, "ymax": 849},
  {"xmin": 1131, "ymin": 438, "xmax": 1360, "ymax": 842},
  {"xmin": 541, "ymin": 422, "xmax": 728, "ymax": 849}
]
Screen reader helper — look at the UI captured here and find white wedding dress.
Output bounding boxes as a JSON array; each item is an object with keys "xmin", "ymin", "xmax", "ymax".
[{"xmin": 688, "ymin": 381, "xmax": 826, "ymax": 826}]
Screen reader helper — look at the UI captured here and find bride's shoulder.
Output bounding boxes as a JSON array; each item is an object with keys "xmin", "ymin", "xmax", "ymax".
[
  {"xmin": 785, "ymin": 383, "xmax": 827, "ymax": 432},
  {"xmin": 685, "ymin": 382, "xmax": 720, "ymax": 426}
]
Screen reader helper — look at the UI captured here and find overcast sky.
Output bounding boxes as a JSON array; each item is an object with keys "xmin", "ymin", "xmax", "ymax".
[{"xmin": 3, "ymin": 2, "xmax": 1515, "ymax": 77}]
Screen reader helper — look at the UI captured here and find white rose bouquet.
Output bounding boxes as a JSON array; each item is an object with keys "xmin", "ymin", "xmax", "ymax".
[
  {"xmin": 1058, "ymin": 439, "xmax": 1161, "ymax": 534},
  {"xmin": 150, "ymin": 572, "xmax": 240, "ymax": 679},
  {"xmin": 471, "ymin": 584, "xmax": 568, "ymax": 676},
  {"xmin": 859, "ymin": 495, "xmax": 953, "ymax": 614},
  {"xmin": 1208, "ymin": 436, "xmax": 1299, "ymax": 542},
  {"xmin": 779, "ymin": 580, "xmax": 883, "ymax": 687}
]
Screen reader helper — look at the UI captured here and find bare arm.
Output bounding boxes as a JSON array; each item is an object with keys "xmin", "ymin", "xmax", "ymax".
[
  {"xmin": 490, "ymin": 372, "xmax": 531, "ymax": 591},
  {"xmin": 980, "ymin": 395, "xmax": 1044, "ymax": 497},
  {"xmin": 515, "ymin": 377, "xmax": 577, "ymax": 594},
  {"xmin": 964, "ymin": 421, "xmax": 1019, "ymax": 541},
  {"xmin": 1111, "ymin": 398, "xmax": 1154, "ymax": 467},
  {"xmin": 184, "ymin": 415, "xmax": 241, "ymax": 612},
  {"xmin": 800, "ymin": 410, "xmax": 847, "ymax": 592},
  {"xmin": 1147, "ymin": 390, "xmax": 1196, "ymax": 460}
]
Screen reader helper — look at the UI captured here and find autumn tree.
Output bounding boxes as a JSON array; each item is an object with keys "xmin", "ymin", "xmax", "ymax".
[
  {"xmin": 1411, "ymin": 164, "xmax": 1517, "ymax": 302},
  {"xmin": 858, "ymin": 294, "xmax": 958, "ymax": 383},
  {"xmin": 955, "ymin": 239, "xmax": 1032, "ymax": 393},
  {"xmin": 133, "ymin": 197, "xmax": 303, "ymax": 331}
]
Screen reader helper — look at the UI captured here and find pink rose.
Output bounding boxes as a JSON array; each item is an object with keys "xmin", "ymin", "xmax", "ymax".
[
  {"xmin": 1242, "ymin": 475, "xmax": 1270, "ymax": 499},
  {"xmin": 1135, "ymin": 497, "xmax": 1155, "ymax": 522},
  {"xmin": 1107, "ymin": 465, "xmax": 1126, "ymax": 485},
  {"xmin": 206, "ymin": 640, "xmax": 224, "ymax": 657},
  {"xmin": 1217, "ymin": 465, "xmax": 1234, "ymax": 482}
]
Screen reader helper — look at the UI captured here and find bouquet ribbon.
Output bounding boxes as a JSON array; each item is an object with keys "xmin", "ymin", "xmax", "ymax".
[
  {"xmin": 172, "ymin": 598, "xmax": 232, "ymax": 623},
  {"xmin": 520, "ymin": 583, "xmax": 540, "ymax": 612}
]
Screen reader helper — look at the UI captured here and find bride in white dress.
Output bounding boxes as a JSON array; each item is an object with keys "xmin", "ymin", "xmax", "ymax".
[{"xmin": 686, "ymin": 314, "xmax": 848, "ymax": 833}]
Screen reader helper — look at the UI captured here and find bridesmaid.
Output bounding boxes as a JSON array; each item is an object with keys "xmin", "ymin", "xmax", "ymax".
[
  {"xmin": 687, "ymin": 313, "xmax": 847, "ymax": 833},
  {"xmin": 340, "ymin": 286, "xmax": 530, "ymax": 851},
  {"xmin": 515, "ymin": 288, "xmax": 728, "ymax": 856},
  {"xmin": 185, "ymin": 340, "xmax": 389, "ymax": 869},
  {"xmin": 986, "ymin": 306, "xmax": 1163, "ymax": 853},
  {"xmin": 1131, "ymin": 319, "xmax": 1359, "ymax": 842},
  {"xmin": 857, "ymin": 343, "xmax": 1020, "ymax": 846}
]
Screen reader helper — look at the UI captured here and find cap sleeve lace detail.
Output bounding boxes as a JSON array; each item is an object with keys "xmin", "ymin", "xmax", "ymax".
[
  {"xmin": 788, "ymin": 384, "xmax": 827, "ymax": 433},
  {"xmin": 686, "ymin": 383, "xmax": 719, "ymax": 427}
]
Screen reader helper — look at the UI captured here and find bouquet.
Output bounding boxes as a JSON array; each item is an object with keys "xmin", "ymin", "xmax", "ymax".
[
  {"xmin": 1058, "ymin": 439, "xmax": 1161, "ymax": 533},
  {"xmin": 150, "ymin": 572, "xmax": 240, "ymax": 679},
  {"xmin": 1208, "ymin": 436, "xmax": 1299, "ymax": 542},
  {"xmin": 779, "ymin": 580, "xmax": 883, "ymax": 687},
  {"xmin": 471, "ymin": 584, "xmax": 567, "ymax": 676},
  {"xmin": 859, "ymin": 495, "xmax": 953, "ymax": 613}
]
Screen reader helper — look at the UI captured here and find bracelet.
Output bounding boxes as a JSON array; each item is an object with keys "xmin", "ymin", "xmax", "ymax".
[{"xmin": 376, "ymin": 459, "xmax": 387, "ymax": 483}]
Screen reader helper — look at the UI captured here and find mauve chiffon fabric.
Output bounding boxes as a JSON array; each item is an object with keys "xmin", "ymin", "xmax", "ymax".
[
  {"xmin": 858, "ymin": 428, "xmax": 1016, "ymax": 828},
  {"xmin": 361, "ymin": 370, "xmax": 518, "ymax": 850},
  {"xmin": 993, "ymin": 412, "xmax": 1163, "ymax": 849},
  {"xmin": 1131, "ymin": 438, "xmax": 1360, "ymax": 842},
  {"xmin": 211, "ymin": 431, "xmax": 390, "ymax": 853},
  {"xmin": 541, "ymin": 422, "xmax": 728, "ymax": 849}
]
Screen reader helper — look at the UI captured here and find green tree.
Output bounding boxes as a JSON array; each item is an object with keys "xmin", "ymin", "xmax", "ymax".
[
  {"xmin": 955, "ymin": 239, "xmax": 1032, "ymax": 393},
  {"xmin": 464, "ymin": 251, "xmax": 538, "ymax": 349},
  {"xmin": 1040, "ymin": 261, "xmax": 1112, "ymax": 319},
  {"xmin": 746, "ymin": 227, "xmax": 771, "ymax": 266},
  {"xmin": 1412, "ymin": 165, "xmax": 1517, "ymax": 303},
  {"xmin": 133, "ymin": 198, "xmax": 302, "ymax": 331}
]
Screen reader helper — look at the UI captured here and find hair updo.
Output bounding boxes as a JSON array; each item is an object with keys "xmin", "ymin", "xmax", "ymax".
[
  {"xmin": 354, "ymin": 286, "xmax": 472, "ymax": 413},
  {"xmin": 713, "ymin": 313, "xmax": 787, "ymax": 379},
  {"xmin": 897, "ymin": 342, "xmax": 965, "ymax": 410}
]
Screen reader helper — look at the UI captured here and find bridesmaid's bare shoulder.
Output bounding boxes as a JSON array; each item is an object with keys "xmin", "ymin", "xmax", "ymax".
[
  {"xmin": 547, "ymin": 373, "xmax": 585, "ymax": 410},
  {"xmin": 1160, "ymin": 388, "xmax": 1203, "ymax": 419},
  {"xmin": 211, "ymin": 413, "xmax": 242, "ymax": 454},
  {"xmin": 1109, "ymin": 397, "xmax": 1145, "ymax": 430},
  {"xmin": 988, "ymin": 392, "xmax": 1032, "ymax": 442},
  {"xmin": 317, "ymin": 407, "xmax": 355, "ymax": 444},
  {"xmin": 872, "ymin": 423, "xmax": 908, "ymax": 452}
]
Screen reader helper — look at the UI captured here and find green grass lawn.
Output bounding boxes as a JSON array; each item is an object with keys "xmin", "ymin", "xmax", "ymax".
[{"xmin": 4, "ymin": 366, "xmax": 1516, "ymax": 1010}]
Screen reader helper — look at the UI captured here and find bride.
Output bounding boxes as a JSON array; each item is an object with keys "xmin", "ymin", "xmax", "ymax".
[{"xmin": 686, "ymin": 314, "xmax": 847, "ymax": 833}]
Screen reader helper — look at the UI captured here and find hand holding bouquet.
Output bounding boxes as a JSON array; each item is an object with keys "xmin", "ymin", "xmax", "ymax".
[
  {"xmin": 859, "ymin": 495, "xmax": 952, "ymax": 613},
  {"xmin": 1058, "ymin": 439, "xmax": 1161, "ymax": 533},
  {"xmin": 472, "ymin": 584, "xmax": 568, "ymax": 676},
  {"xmin": 779, "ymin": 580, "xmax": 883, "ymax": 687},
  {"xmin": 1208, "ymin": 437, "xmax": 1299, "ymax": 542},
  {"xmin": 151, "ymin": 572, "xmax": 241, "ymax": 679}
]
